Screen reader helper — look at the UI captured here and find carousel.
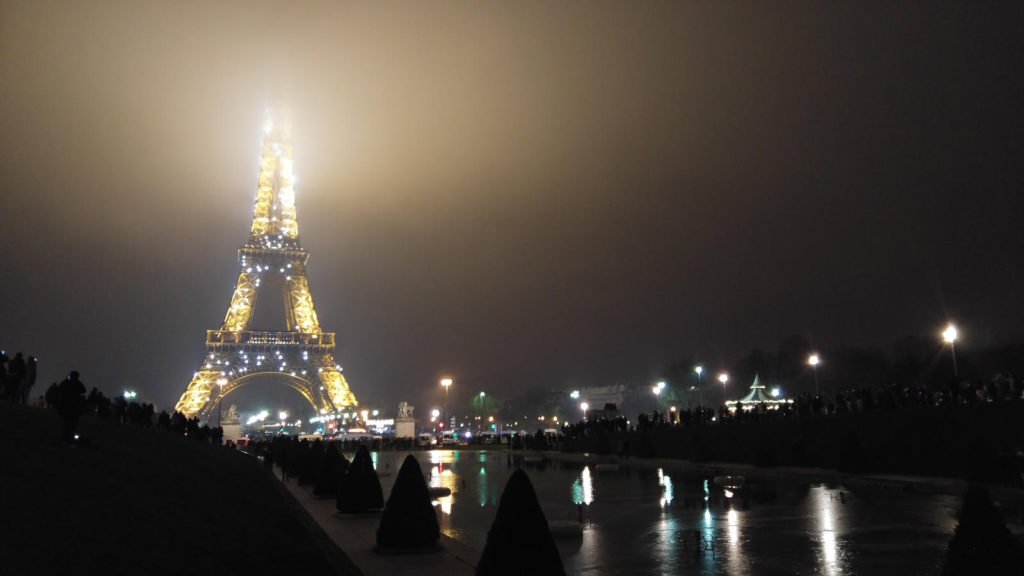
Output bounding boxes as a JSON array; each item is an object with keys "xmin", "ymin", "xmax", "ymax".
[{"xmin": 725, "ymin": 374, "xmax": 793, "ymax": 413}]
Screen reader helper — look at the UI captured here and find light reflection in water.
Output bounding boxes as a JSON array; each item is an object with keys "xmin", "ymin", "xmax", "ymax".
[
  {"xmin": 657, "ymin": 468, "xmax": 674, "ymax": 508},
  {"xmin": 813, "ymin": 485, "xmax": 842, "ymax": 576},
  {"xmin": 725, "ymin": 508, "xmax": 748, "ymax": 576},
  {"xmin": 428, "ymin": 449, "xmax": 455, "ymax": 465},
  {"xmin": 571, "ymin": 466, "xmax": 594, "ymax": 505},
  {"xmin": 653, "ymin": 513, "xmax": 679, "ymax": 574},
  {"xmin": 427, "ymin": 451, "xmax": 457, "ymax": 516},
  {"xmin": 478, "ymin": 466, "xmax": 488, "ymax": 507}
]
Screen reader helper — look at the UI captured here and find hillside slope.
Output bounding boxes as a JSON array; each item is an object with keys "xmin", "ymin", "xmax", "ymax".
[{"xmin": 0, "ymin": 402, "xmax": 354, "ymax": 575}]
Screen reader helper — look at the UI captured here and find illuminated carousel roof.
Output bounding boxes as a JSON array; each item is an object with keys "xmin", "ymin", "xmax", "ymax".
[{"xmin": 725, "ymin": 374, "xmax": 793, "ymax": 409}]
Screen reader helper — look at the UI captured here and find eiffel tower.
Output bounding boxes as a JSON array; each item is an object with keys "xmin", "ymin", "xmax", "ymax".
[{"xmin": 175, "ymin": 104, "xmax": 358, "ymax": 420}]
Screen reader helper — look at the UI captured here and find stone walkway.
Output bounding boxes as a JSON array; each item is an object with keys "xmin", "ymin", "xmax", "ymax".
[{"xmin": 275, "ymin": 467, "xmax": 478, "ymax": 576}]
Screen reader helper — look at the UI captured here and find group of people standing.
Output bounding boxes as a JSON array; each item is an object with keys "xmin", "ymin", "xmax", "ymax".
[
  {"xmin": 0, "ymin": 351, "xmax": 38, "ymax": 404},
  {"xmin": 2, "ymin": 350, "xmax": 88, "ymax": 443}
]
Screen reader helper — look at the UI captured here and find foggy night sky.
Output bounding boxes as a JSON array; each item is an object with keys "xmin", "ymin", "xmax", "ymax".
[{"xmin": 1, "ymin": 1, "xmax": 1022, "ymax": 416}]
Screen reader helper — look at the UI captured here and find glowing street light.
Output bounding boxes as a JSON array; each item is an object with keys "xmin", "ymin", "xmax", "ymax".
[
  {"xmin": 570, "ymin": 390, "xmax": 580, "ymax": 399},
  {"xmin": 694, "ymin": 366, "xmax": 704, "ymax": 407},
  {"xmin": 942, "ymin": 324, "xmax": 959, "ymax": 377},
  {"xmin": 808, "ymin": 353, "xmax": 821, "ymax": 397},
  {"xmin": 441, "ymin": 377, "xmax": 453, "ymax": 426},
  {"xmin": 123, "ymin": 390, "xmax": 137, "ymax": 401},
  {"xmin": 579, "ymin": 401, "xmax": 589, "ymax": 420}
]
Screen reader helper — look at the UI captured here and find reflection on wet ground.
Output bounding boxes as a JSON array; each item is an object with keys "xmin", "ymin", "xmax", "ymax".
[{"xmin": 367, "ymin": 450, "xmax": 960, "ymax": 575}]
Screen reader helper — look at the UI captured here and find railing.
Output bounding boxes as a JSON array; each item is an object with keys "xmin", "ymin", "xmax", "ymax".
[{"xmin": 206, "ymin": 330, "xmax": 335, "ymax": 348}]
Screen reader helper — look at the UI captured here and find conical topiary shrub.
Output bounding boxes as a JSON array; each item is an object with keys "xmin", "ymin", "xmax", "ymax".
[
  {"xmin": 375, "ymin": 454, "xmax": 440, "ymax": 552},
  {"xmin": 476, "ymin": 468, "xmax": 565, "ymax": 576},
  {"xmin": 336, "ymin": 445, "xmax": 384, "ymax": 513},
  {"xmin": 313, "ymin": 442, "xmax": 344, "ymax": 497},
  {"xmin": 285, "ymin": 438, "xmax": 307, "ymax": 478},
  {"xmin": 299, "ymin": 439, "xmax": 325, "ymax": 485},
  {"xmin": 944, "ymin": 485, "xmax": 1024, "ymax": 575}
]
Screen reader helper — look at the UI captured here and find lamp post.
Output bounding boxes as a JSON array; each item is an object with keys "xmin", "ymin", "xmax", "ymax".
[
  {"xmin": 441, "ymin": 378, "xmax": 453, "ymax": 427},
  {"xmin": 718, "ymin": 373, "xmax": 728, "ymax": 404},
  {"xmin": 942, "ymin": 324, "xmax": 959, "ymax": 377},
  {"xmin": 694, "ymin": 366, "xmax": 704, "ymax": 407},
  {"xmin": 808, "ymin": 354, "xmax": 820, "ymax": 397},
  {"xmin": 580, "ymin": 401, "xmax": 589, "ymax": 421}
]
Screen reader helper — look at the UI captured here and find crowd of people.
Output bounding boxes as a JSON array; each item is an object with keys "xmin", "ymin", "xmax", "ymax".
[
  {"xmin": 0, "ymin": 349, "xmax": 226, "ymax": 445},
  {"xmin": 556, "ymin": 374, "xmax": 1024, "ymax": 443},
  {"xmin": 0, "ymin": 350, "xmax": 38, "ymax": 405}
]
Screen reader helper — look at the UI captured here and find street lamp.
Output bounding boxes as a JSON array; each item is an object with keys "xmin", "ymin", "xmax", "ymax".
[
  {"xmin": 441, "ymin": 378, "xmax": 453, "ymax": 426},
  {"xmin": 694, "ymin": 366, "xmax": 704, "ymax": 407},
  {"xmin": 942, "ymin": 324, "xmax": 959, "ymax": 377},
  {"xmin": 580, "ymin": 401, "xmax": 589, "ymax": 420},
  {"xmin": 808, "ymin": 354, "xmax": 820, "ymax": 397}
]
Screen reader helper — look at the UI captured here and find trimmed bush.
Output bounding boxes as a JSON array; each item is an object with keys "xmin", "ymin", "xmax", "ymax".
[
  {"xmin": 944, "ymin": 485, "xmax": 1024, "ymax": 575},
  {"xmin": 476, "ymin": 469, "xmax": 565, "ymax": 576},
  {"xmin": 312, "ymin": 442, "xmax": 344, "ymax": 497},
  {"xmin": 375, "ymin": 454, "xmax": 440, "ymax": 551},
  {"xmin": 285, "ymin": 438, "xmax": 307, "ymax": 478},
  {"xmin": 336, "ymin": 445, "xmax": 384, "ymax": 513},
  {"xmin": 299, "ymin": 439, "xmax": 324, "ymax": 485}
]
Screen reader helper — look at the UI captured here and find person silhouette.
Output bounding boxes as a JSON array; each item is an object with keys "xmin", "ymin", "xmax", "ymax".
[
  {"xmin": 56, "ymin": 371, "xmax": 86, "ymax": 443},
  {"xmin": 19, "ymin": 355, "xmax": 37, "ymax": 405},
  {"xmin": 6, "ymin": 352, "xmax": 26, "ymax": 401}
]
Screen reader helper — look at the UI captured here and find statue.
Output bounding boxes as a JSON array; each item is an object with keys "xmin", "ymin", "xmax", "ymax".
[
  {"xmin": 223, "ymin": 404, "xmax": 240, "ymax": 424},
  {"xmin": 397, "ymin": 402, "xmax": 414, "ymax": 419}
]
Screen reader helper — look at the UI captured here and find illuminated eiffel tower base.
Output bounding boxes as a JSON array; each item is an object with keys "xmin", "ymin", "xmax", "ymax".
[{"xmin": 175, "ymin": 105, "xmax": 358, "ymax": 421}]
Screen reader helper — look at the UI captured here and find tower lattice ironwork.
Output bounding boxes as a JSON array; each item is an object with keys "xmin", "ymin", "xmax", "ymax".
[{"xmin": 175, "ymin": 104, "xmax": 358, "ymax": 420}]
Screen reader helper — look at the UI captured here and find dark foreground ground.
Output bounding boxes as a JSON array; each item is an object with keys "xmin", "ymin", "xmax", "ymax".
[{"xmin": 0, "ymin": 402, "xmax": 356, "ymax": 576}]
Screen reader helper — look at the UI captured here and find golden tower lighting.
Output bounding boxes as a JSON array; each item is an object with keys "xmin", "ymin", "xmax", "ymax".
[{"xmin": 175, "ymin": 102, "xmax": 358, "ymax": 419}]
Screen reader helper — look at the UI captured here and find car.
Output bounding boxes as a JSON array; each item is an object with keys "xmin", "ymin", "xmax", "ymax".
[{"xmin": 416, "ymin": 433, "xmax": 437, "ymax": 448}]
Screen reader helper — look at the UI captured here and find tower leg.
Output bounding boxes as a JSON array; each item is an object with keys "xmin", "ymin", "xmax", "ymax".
[{"xmin": 175, "ymin": 369, "xmax": 222, "ymax": 418}]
